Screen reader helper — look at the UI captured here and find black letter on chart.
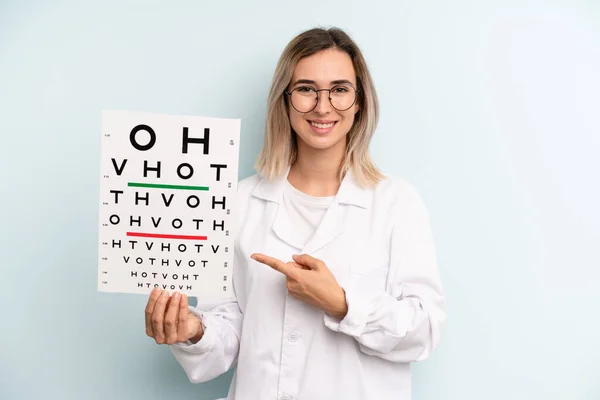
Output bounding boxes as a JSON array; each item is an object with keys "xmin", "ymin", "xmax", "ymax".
[
  {"xmin": 212, "ymin": 196, "xmax": 226, "ymax": 210},
  {"xmin": 177, "ymin": 163, "xmax": 194, "ymax": 180},
  {"xmin": 143, "ymin": 161, "xmax": 161, "ymax": 178},
  {"xmin": 187, "ymin": 195, "xmax": 200, "ymax": 208},
  {"xmin": 161, "ymin": 193, "xmax": 174, "ymax": 207},
  {"xmin": 110, "ymin": 190, "xmax": 124, "ymax": 204},
  {"xmin": 210, "ymin": 164, "xmax": 227, "ymax": 181},
  {"xmin": 130, "ymin": 124, "xmax": 156, "ymax": 151},
  {"xmin": 182, "ymin": 127, "xmax": 210, "ymax": 154},
  {"xmin": 135, "ymin": 192, "xmax": 149, "ymax": 206},
  {"xmin": 213, "ymin": 220, "xmax": 224, "ymax": 231},
  {"xmin": 111, "ymin": 159, "xmax": 128, "ymax": 176}
]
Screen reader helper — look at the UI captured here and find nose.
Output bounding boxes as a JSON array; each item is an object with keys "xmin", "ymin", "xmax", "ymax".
[{"xmin": 313, "ymin": 90, "xmax": 333, "ymax": 115}]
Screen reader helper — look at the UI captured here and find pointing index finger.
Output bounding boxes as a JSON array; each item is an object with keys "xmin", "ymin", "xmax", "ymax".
[{"xmin": 251, "ymin": 253, "xmax": 297, "ymax": 279}]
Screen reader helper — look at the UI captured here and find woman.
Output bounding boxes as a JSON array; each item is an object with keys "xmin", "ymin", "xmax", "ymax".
[{"xmin": 144, "ymin": 27, "xmax": 446, "ymax": 400}]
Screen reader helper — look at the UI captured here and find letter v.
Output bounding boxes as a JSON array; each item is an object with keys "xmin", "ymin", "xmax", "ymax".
[{"xmin": 111, "ymin": 158, "xmax": 127, "ymax": 175}]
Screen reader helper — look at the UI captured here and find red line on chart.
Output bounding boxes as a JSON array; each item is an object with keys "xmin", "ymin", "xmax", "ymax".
[{"xmin": 126, "ymin": 232, "xmax": 208, "ymax": 240}]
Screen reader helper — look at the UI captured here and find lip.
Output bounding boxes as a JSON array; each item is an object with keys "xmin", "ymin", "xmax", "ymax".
[
  {"xmin": 308, "ymin": 119, "xmax": 337, "ymax": 124},
  {"xmin": 307, "ymin": 120, "xmax": 337, "ymax": 135}
]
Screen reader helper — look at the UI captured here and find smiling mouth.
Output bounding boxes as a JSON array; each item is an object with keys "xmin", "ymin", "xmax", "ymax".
[{"xmin": 309, "ymin": 121, "xmax": 337, "ymax": 129}]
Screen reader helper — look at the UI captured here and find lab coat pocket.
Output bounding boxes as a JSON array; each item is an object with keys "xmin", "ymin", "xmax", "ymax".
[{"xmin": 349, "ymin": 251, "xmax": 390, "ymax": 293}]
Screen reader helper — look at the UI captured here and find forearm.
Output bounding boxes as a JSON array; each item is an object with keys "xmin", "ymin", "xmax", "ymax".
[{"xmin": 323, "ymin": 286, "xmax": 349, "ymax": 320}]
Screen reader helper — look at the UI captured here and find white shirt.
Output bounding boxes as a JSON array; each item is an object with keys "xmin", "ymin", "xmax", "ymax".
[
  {"xmin": 170, "ymin": 169, "xmax": 446, "ymax": 400},
  {"xmin": 282, "ymin": 179, "xmax": 334, "ymax": 248}
]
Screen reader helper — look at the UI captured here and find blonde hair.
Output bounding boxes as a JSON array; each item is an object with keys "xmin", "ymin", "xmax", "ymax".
[{"xmin": 255, "ymin": 27, "xmax": 384, "ymax": 187}]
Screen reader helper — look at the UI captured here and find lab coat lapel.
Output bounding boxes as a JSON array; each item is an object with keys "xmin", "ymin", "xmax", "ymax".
[
  {"xmin": 300, "ymin": 198, "xmax": 345, "ymax": 255},
  {"xmin": 271, "ymin": 201, "xmax": 305, "ymax": 249},
  {"xmin": 251, "ymin": 168, "xmax": 371, "ymax": 253},
  {"xmin": 302, "ymin": 170, "xmax": 370, "ymax": 255},
  {"xmin": 251, "ymin": 167, "xmax": 305, "ymax": 249}
]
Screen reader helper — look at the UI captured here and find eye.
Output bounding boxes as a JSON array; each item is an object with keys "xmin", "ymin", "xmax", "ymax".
[
  {"xmin": 332, "ymin": 86, "xmax": 350, "ymax": 93},
  {"xmin": 296, "ymin": 86, "xmax": 315, "ymax": 93}
]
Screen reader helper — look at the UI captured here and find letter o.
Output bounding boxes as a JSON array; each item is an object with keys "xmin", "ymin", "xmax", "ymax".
[
  {"xmin": 187, "ymin": 195, "xmax": 200, "ymax": 208},
  {"xmin": 177, "ymin": 163, "xmax": 194, "ymax": 180},
  {"xmin": 129, "ymin": 124, "xmax": 157, "ymax": 151}
]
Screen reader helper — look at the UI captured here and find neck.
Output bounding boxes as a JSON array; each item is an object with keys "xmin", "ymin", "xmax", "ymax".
[{"xmin": 288, "ymin": 138, "xmax": 346, "ymax": 197}]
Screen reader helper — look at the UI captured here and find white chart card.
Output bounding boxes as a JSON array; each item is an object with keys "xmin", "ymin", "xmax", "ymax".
[{"xmin": 98, "ymin": 110, "xmax": 240, "ymax": 300}]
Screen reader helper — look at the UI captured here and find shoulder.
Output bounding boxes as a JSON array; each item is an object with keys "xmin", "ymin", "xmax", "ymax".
[
  {"xmin": 236, "ymin": 172, "xmax": 261, "ymax": 195},
  {"xmin": 232, "ymin": 173, "xmax": 262, "ymax": 225},
  {"xmin": 373, "ymin": 173, "xmax": 420, "ymax": 197},
  {"xmin": 371, "ymin": 173, "xmax": 431, "ymax": 220},
  {"xmin": 235, "ymin": 172, "xmax": 268, "ymax": 207}
]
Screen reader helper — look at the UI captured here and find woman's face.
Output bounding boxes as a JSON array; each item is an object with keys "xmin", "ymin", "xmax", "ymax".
[{"xmin": 287, "ymin": 49, "xmax": 360, "ymax": 154}]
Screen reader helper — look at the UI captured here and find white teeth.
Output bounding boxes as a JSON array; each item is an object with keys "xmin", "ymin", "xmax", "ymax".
[{"xmin": 310, "ymin": 121, "xmax": 335, "ymax": 129}]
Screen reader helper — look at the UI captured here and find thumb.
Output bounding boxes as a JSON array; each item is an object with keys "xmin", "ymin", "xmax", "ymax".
[
  {"xmin": 289, "ymin": 261, "xmax": 310, "ymax": 271},
  {"xmin": 292, "ymin": 254, "xmax": 323, "ymax": 271}
]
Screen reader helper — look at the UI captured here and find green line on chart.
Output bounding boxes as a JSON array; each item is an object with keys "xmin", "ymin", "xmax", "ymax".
[{"xmin": 128, "ymin": 182, "xmax": 209, "ymax": 191}]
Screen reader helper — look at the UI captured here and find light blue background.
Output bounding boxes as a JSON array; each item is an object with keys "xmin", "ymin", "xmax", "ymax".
[{"xmin": 1, "ymin": 0, "xmax": 599, "ymax": 399}]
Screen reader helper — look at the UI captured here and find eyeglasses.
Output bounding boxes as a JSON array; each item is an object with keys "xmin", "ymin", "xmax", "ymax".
[{"xmin": 285, "ymin": 84, "xmax": 360, "ymax": 113}]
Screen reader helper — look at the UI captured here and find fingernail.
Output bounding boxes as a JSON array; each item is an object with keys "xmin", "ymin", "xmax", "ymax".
[
  {"xmin": 161, "ymin": 290, "xmax": 168, "ymax": 297},
  {"xmin": 173, "ymin": 292, "xmax": 180, "ymax": 300}
]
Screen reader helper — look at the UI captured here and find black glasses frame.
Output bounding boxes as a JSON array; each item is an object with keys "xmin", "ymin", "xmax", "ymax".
[{"xmin": 284, "ymin": 85, "xmax": 360, "ymax": 113}]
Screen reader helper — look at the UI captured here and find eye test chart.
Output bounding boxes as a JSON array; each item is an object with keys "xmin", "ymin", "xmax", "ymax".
[{"xmin": 98, "ymin": 110, "xmax": 240, "ymax": 300}]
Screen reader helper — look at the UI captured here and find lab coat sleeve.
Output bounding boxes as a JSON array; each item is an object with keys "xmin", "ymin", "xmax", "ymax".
[
  {"xmin": 324, "ymin": 184, "xmax": 446, "ymax": 363},
  {"xmin": 169, "ymin": 297, "xmax": 243, "ymax": 383}
]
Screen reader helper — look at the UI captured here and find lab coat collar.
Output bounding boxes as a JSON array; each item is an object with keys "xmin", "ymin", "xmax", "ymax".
[
  {"xmin": 251, "ymin": 166, "xmax": 370, "ymax": 253},
  {"xmin": 251, "ymin": 166, "xmax": 369, "ymax": 209}
]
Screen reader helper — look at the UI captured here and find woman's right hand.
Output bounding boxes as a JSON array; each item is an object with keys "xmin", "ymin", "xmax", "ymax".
[{"xmin": 145, "ymin": 288, "xmax": 204, "ymax": 345}]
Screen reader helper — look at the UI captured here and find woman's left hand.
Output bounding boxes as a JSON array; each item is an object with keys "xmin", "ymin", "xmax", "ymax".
[{"xmin": 251, "ymin": 253, "xmax": 348, "ymax": 319}]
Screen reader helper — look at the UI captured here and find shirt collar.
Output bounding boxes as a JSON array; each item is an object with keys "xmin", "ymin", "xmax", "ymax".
[{"xmin": 251, "ymin": 166, "xmax": 370, "ymax": 209}]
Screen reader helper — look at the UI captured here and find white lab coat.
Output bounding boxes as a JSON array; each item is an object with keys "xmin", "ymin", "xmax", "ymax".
[{"xmin": 170, "ymin": 168, "xmax": 446, "ymax": 400}]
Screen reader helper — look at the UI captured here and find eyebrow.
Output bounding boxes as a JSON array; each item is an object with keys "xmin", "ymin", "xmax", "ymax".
[{"xmin": 292, "ymin": 79, "xmax": 355, "ymax": 86}]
